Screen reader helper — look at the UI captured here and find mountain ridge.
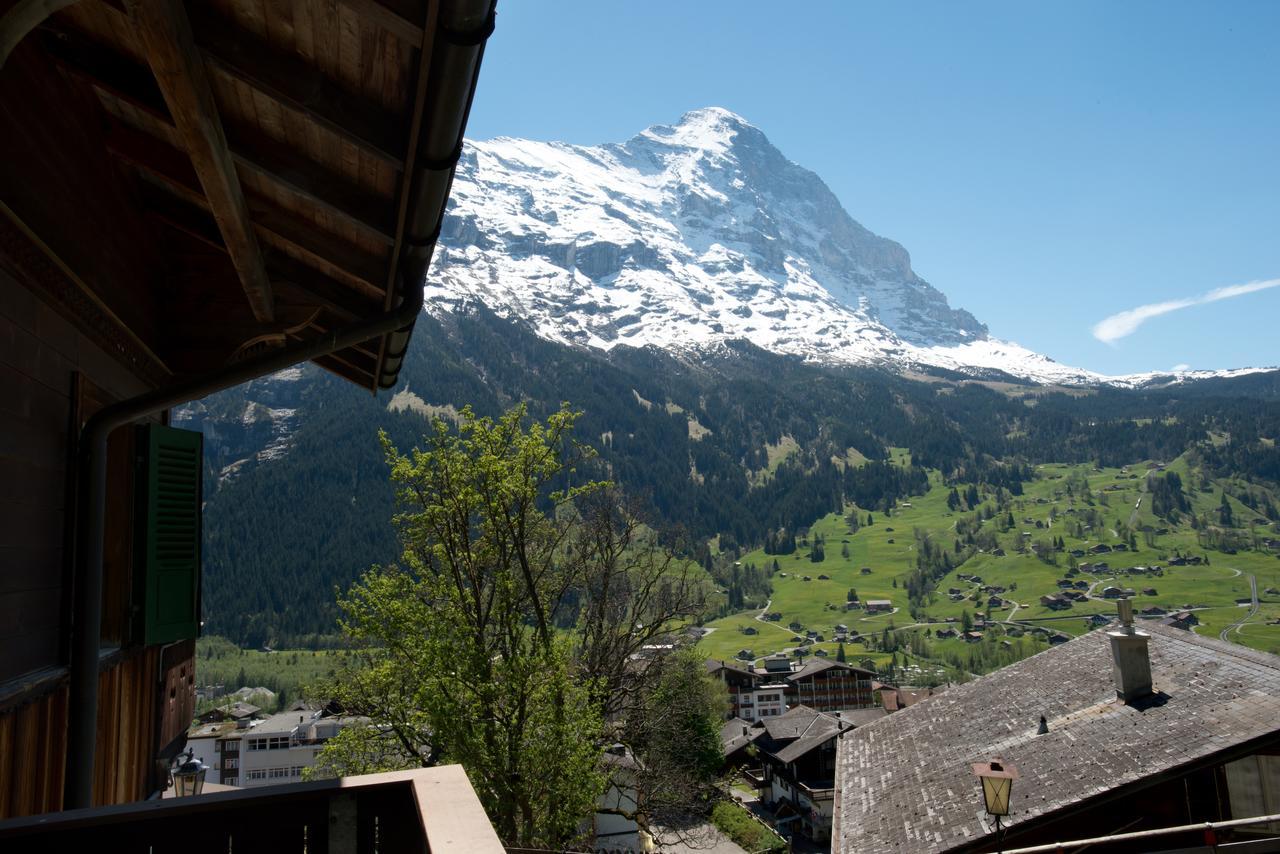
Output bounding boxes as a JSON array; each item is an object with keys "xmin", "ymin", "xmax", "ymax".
[{"xmin": 427, "ymin": 107, "xmax": 1270, "ymax": 387}]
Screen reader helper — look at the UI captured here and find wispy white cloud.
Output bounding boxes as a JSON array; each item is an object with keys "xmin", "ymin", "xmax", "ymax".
[
  {"xmin": 1092, "ymin": 278, "xmax": 1280, "ymax": 344},
  {"xmin": 1171, "ymin": 363, "xmax": 1191, "ymax": 372}
]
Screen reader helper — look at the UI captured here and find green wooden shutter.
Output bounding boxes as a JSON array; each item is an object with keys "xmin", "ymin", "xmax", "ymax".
[{"xmin": 136, "ymin": 424, "xmax": 203, "ymax": 644}]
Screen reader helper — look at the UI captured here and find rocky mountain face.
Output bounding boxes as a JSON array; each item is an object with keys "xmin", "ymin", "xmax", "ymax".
[{"xmin": 427, "ymin": 107, "xmax": 1110, "ymax": 384}]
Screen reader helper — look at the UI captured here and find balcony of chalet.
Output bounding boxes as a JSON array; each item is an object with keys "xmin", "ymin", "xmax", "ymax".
[{"xmin": 0, "ymin": 766, "xmax": 503, "ymax": 854}]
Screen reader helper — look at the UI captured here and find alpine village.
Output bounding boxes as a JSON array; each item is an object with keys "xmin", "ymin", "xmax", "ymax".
[{"xmin": 1, "ymin": 3, "xmax": 1279, "ymax": 854}]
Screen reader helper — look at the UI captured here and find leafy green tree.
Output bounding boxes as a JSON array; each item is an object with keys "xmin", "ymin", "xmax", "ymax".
[
  {"xmin": 313, "ymin": 406, "xmax": 603, "ymax": 846},
  {"xmin": 311, "ymin": 405, "xmax": 712, "ymax": 848}
]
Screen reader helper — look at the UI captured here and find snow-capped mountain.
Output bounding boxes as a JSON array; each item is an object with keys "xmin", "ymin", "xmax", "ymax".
[{"xmin": 428, "ymin": 107, "xmax": 1123, "ymax": 385}]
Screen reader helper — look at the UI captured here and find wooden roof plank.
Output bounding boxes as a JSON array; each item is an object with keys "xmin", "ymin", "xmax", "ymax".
[
  {"xmin": 125, "ymin": 0, "xmax": 275, "ymax": 323},
  {"xmin": 226, "ymin": 124, "xmax": 396, "ymax": 245},
  {"xmin": 190, "ymin": 4, "xmax": 406, "ymax": 168},
  {"xmin": 44, "ymin": 27, "xmax": 396, "ymax": 244},
  {"xmin": 337, "ymin": 0, "xmax": 423, "ymax": 45},
  {"xmin": 105, "ymin": 121, "xmax": 388, "ymax": 297},
  {"xmin": 136, "ymin": 183, "xmax": 382, "ymax": 323}
]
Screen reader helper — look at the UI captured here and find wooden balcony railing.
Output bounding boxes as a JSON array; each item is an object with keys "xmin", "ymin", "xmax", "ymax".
[{"xmin": 0, "ymin": 765, "xmax": 504, "ymax": 854}]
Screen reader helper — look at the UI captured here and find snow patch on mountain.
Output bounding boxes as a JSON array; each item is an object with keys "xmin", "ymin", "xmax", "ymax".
[{"xmin": 427, "ymin": 108, "xmax": 1266, "ymax": 387}]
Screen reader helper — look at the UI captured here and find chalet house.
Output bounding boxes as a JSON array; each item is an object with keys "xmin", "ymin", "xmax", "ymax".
[
  {"xmin": 1063, "ymin": 591, "xmax": 1087, "ymax": 602},
  {"xmin": 963, "ymin": 631, "xmax": 984, "ymax": 643},
  {"xmin": 1089, "ymin": 544, "xmax": 1114, "ymax": 555},
  {"xmin": 865, "ymin": 599, "xmax": 893, "ymax": 614},
  {"xmin": 935, "ymin": 628, "xmax": 958, "ymax": 639},
  {"xmin": 707, "ymin": 658, "xmax": 876, "ymax": 719},
  {"xmin": 720, "ymin": 717, "xmax": 760, "ymax": 768},
  {"xmin": 754, "ymin": 705, "xmax": 842, "ymax": 844},
  {"xmin": 0, "ymin": 1, "xmax": 505, "ymax": 849},
  {"xmin": 1160, "ymin": 611, "xmax": 1200, "ymax": 631},
  {"xmin": 1073, "ymin": 580, "xmax": 1089, "ymax": 589},
  {"xmin": 785, "ymin": 659, "xmax": 875, "ymax": 711},
  {"xmin": 197, "ymin": 701, "xmax": 259, "ymax": 726},
  {"xmin": 991, "ymin": 548, "xmax": 1006, "ymax": 556},
  {"xmin": 1040, "ymin": 594, "xmax": 1072, "ymax": 611},
  {"xmin": 832, "ymin": 614, "xmax": 1280, "ymax": 853},
  {"xmin": 987, "ymin": 596, "xmax": 1005, "ymax": 608},
  {"xmin": 1056, "ymin": 579, "xmax": 1073, "ymax": 588},
  {"xmin": 1142, "ymin": 587, "xmax": 1159, "ymax": 596},
  {"xmin": 1069, "ymin": 549, "xmax": 1085, "ymax": 557},
  {"xmin": 880, "ymin": 686, "xmax": 944, "ymax": 713},
  {"xmin": 1101, "ymin": 586, "xmax": 1125, "ymax": 599},
  {"xmin": 1140, "ymin": 606, "xmax": 1169, "ymax": 618}
]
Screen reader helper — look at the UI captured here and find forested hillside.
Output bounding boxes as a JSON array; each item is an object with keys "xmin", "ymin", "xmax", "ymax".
[{"xmin": 182, "ymin": 307, "xmax": 1280, "ymax": 647}]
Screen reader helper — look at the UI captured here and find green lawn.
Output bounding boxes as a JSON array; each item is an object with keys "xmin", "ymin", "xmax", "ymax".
[
  {"xmin": 195, "ymin": 636, "xmax": 347, "ymax": 713},
  {"xmin": 698, "ymin": 456, "xmax": 1280, "ymax": 671}
]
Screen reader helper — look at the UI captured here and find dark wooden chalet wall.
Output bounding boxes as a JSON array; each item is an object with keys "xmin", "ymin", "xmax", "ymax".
[
  {"xmin": 0, "ymin": 249, "xmax": 193, "ymax": 819},
  {"xmin": 0, "ymin": 266, "xmax": 151, "ymax": 682},
  {"xmin": 0, "ymin": 640, "xmax": 193, "ymax": 818}
]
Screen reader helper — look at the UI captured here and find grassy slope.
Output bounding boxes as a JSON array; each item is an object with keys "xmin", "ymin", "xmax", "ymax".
[
  {"xmin": 699, "ymin": 455, "xmax": 1280, "ymax": 672},
  {"xmin": 195, "ymin": 636, "xmax": 346, "ymax": 712}
]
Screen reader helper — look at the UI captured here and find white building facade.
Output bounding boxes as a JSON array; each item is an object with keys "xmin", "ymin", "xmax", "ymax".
[{"xmin": 237, "ymin": 711, "xmax": 359, "ymax": 787}]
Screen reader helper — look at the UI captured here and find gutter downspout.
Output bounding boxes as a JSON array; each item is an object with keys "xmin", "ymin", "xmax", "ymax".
[{"xmin": 63, "ymin": 282, "xmax": 423, "ymax": 809}]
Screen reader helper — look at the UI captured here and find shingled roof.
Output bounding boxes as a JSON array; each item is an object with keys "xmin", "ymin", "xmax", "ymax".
[
  {"xmin": 720, "ymin": 717, "xmax": 760, "ymax": 757},
  {"xmin": 757, "ymin": 705, "xmax": 842, "ymax": 765},
  {"xmin": 833, "ymin": 623, "xmax": 1280, "ymax": 853}
]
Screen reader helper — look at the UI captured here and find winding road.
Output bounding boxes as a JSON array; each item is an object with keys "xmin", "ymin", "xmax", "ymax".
[{"xmin": 1221, "ymin": 574, "xmax": 1259, "ymax": 641}]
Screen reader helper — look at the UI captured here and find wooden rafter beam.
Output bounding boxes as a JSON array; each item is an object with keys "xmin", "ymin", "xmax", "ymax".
[
  {"xmin": 41, "ymin": 27, "xmax": 396, "ymax": 243},
  {"xmin": 134, "ymin": 181, "xmax": 383, "ymax": 324},
  {"xmin": 125, "ymin": 0, "xmax": 275, "ymax": 323},
  {"xmin": 106, "ymin": 122, "xmax": 388, "ymax": 297},
  {"xmin": 188, "ymin": 5, "xmax": 405, "ymax": 168}
]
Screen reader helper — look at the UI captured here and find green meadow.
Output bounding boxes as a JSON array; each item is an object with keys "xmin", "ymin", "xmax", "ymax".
[{"xmin": 699, "ymin": 452, "xmax": 1280, "ymax": 677}]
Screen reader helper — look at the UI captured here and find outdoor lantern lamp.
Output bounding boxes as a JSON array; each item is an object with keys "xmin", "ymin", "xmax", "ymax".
[
  {"xmin": 972, "ymin": 759, "xmax": 1019, "ymax": 851},
  {"xmin": 170, "ymin": 748, "xmax": 207, "ymax": 797}
]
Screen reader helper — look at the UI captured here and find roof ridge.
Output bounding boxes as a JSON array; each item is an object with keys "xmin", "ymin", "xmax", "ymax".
[{"xmin": 1147, "ymin": 621, "xmax": 1280, "ymax": 669}]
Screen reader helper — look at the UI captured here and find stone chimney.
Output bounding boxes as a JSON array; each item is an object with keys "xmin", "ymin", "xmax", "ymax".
[{"xmin": 1107, "ymin": 598, "xmax": 1152, "ymax": 702}]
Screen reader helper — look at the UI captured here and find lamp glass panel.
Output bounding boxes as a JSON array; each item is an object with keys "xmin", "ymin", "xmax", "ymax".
[
  {"xmin": 192, "ymin": 767, "xmax": 206, "ymax": 796},
  {"xmin": 982, "ymin": 775, "xmax": 1012, "ymax": 815}
]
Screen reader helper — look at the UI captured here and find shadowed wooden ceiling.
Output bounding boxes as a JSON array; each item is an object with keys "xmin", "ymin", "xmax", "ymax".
[{"xmin": 0, "ymin": 0, "xmax": 492, "ymax": 390}]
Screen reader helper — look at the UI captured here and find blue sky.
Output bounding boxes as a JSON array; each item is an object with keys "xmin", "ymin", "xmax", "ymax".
[{"xmin": 463, "ymin": 1, "xmax": 1279, "ymax": 376}]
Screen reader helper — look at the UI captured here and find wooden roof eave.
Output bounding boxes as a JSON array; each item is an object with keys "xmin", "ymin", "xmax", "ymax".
[
  {"xmin": 375, "ymin": 0, "xmax": 496, "ymax": 391},
  {"xmin": 3, "ymin": 0, "xmax": 496, "ymax": 392}
]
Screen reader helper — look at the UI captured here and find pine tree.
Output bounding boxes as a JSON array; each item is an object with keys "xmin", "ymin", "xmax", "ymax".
[{"xmin": 836, "ymin": 642, "xmax": 846, "ymax": 663}]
